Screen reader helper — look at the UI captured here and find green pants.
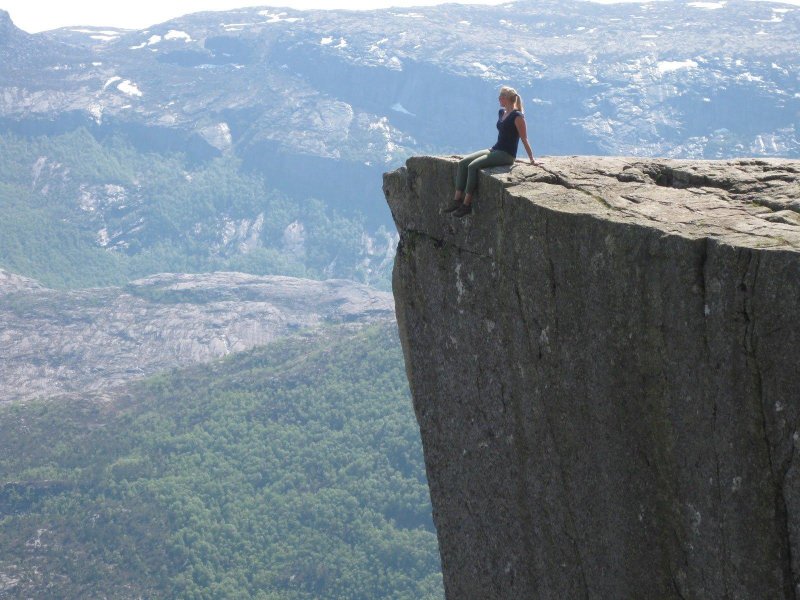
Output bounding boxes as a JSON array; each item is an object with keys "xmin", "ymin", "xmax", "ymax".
[{"xmin": 455, "ymin": 149, "xmax": 515, "ymax": 194}]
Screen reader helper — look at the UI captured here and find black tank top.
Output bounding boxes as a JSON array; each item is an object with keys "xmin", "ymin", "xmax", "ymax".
[{"xmin": 492, "ymin": 109, "xmax": 522, "ymax": 156}]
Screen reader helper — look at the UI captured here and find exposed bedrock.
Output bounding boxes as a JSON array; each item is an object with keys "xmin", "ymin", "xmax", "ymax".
[
  {"xmin": 384, "ymin": 155, "xmax": 800, "ymax": 599},
  {"xmin": 0, "ymin": 271, "xmax": 393, "ymax": 403}
]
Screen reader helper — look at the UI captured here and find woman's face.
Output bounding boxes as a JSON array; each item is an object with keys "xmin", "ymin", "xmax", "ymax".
[{"xmin": 499, "ymin": 93, "xmax": 513, "ymax": 109}]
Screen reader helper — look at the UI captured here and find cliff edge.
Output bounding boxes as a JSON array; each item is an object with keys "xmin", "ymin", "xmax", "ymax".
[{"xmin": 384, "ymin": 155, "xmax": 800, "ymax": 599}]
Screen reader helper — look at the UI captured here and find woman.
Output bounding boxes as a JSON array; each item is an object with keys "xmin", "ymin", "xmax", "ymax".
[{"xmin": 447, "ymin": 86, "xmax": 535, "ymax": 218}]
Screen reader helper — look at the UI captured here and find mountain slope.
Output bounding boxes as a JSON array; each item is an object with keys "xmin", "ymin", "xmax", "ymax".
[
  {"xmin": 0, "ymin": 269, "xmax": 394, "ymax": 403},
  {"xmin": 1, "ymin": 1, "xmax": 797, "ymax": 289},
  {"xmin": 0, "ymin": 323, "xmax": 442, "ymax": 599},
  {"xmin": 0, "ymin": 128, "xmax": 397, "ymax": 288},
  {"xmin": 2, "ymin": 0, "xmax": 798, "ymax": 161}
]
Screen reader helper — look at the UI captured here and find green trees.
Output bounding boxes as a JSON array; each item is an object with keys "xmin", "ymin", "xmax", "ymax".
[
  {"xmin": 0, "ymin": 324, "xmax": 443, "ymax": 599},
  {"xmin": 0, "ymin": 129, "xmax": 391, "ymax": 289}
]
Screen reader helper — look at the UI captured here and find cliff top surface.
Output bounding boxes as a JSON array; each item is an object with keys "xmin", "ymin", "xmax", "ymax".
[{"xmin": 392, "ymin": 155, "xmax": 800, "ymax": 252}]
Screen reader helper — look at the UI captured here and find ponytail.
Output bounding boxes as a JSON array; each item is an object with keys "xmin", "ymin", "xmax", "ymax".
[{"xmin": 500, "ymin": 85, "xmax": 524, "ymax": 113}]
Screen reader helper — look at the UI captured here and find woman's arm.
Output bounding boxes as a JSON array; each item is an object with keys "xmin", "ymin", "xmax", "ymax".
[{"xmin": 515, "ymin": 115, "xmax": 535, "ymax": 164}]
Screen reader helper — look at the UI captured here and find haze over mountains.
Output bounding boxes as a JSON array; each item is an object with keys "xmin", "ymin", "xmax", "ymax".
[
  {"xmin": 2, "ymin": 0, "xmax": 797, "ymax": 293},
  {"xmin": 3, "ymin": 1, "xmax": 798, "ymax": 157}
]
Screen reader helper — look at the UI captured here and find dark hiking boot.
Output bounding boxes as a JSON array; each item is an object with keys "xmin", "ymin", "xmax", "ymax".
[{"xmin": 452, "ymin": 203, "xmax": 472, "ymax": 218}]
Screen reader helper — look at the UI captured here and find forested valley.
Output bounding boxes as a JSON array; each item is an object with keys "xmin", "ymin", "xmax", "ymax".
[{"xmin": 0, "ymin": 324, "xmax": 442, "ymax": 599}]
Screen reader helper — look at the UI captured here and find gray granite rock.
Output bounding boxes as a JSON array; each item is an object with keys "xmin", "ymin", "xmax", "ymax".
[
  {"xmin": 385, "ymin": 155, "xmax": 800, "ymax": 599},
  {"xmin": 0, "ymin": 271, "xmax": 393, "ymax": 403}
]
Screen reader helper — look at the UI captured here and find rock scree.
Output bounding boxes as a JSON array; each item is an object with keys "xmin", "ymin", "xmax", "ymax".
[{"xmin": 384, "ymin": 155, "xmax": 800, "ymax": 599}]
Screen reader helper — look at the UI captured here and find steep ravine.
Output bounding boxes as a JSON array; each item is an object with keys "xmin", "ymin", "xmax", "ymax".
[{"xmin": 385, "ymin": 155, "xmax": 800, "ymax": 599}]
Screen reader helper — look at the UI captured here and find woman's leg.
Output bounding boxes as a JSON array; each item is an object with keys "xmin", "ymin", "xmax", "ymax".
[
  {"xmin": 464, "ymin": 151, "xmax": 515, "ymax": 201},
  {"xmin": 455, "ymin": 149, "xmax": 491, "ymax": 193},
  {"xmin": 447, "ymin": 149, "xmax": 490, "ymax": 212},
  {"xmin": 453, "ymin": 151, "xmax": 515, "ymax": 217}
]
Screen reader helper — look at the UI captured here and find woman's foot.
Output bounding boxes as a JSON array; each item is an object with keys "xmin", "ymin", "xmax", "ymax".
[
  {"xmin": 452, "ymin": 203, "xmax": 472, "ymax": 218},
  {"xmin": 443, "ymin": 192, "xmax": 464, "ymax": 213}
]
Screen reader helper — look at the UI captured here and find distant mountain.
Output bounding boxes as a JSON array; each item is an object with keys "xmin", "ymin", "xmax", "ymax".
[
  {"xmin": 0, "ymin": 1, "xmax": 797, "ymax": 287},
  {"xmin": 0, "ymin": 127, "xmax": 398, "ymax": 288},
  {"xmin": 0, "ymin": 269, "xmax": 394, "ymax": 403},
  {"xmin": 2, "ymin": 0, "xmax": 797, "ymax": 164}
]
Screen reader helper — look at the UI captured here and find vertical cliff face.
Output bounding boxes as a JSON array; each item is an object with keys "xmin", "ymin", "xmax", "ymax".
[{"xmin": 384, "ymin": 156, "xmax": 800, "ymax": 599}]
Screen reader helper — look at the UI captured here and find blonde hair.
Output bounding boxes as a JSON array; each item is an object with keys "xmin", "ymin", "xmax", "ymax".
[{"xmin": 500, "ymin": 85, "xmax": 523, "ymax": 113}]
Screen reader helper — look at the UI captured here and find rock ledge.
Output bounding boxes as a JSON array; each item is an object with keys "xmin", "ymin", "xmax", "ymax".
[{"xmin": 385, "ymin": 156, "xmax": 800, "ymax": 599}]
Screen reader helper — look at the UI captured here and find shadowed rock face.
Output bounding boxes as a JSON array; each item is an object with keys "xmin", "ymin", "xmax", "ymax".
[{"xmin": 385, "ymin": 156, "xmax": 800, "ymax": 599}]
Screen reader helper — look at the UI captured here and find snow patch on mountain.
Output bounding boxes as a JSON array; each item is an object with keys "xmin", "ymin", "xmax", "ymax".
[
  {"xmin": 131, "ymin": 34, "xmax": 163, "ymax": 49},
  {"xmin": 752, "ymin": 134, "xmax": 780, "ymax": 154},
  {"xmin": 68, "ymin": 29, "xmax": 122, "ymax": 42},
  {"xmin": 471, "ymin": 61, "xmax": 504, "ymax": 80},
  {"xmin": 259, "ymin": 11, "xmax": 303, "ymax": 24},
  {"xmin": 657, "ymin": 59, "xmax": 698, "ymax": 74},
  {"xmin": 687, "ymin": 2, "xmax": 726, "ymax": 9},
  {"xmin": 736, "ymin": 72, "xmax": 764, "ymax": 83},
  {"xmin": 70, "ymin": 29, "xmax": 123, "ymax": 39},
  {"xmin": 164, "ymin": 30, "xmax": 192, "ymax": 42},
  {"xmin": 103, "ymin": 76, "xmax": 122, "ymax": 90},
  {"xmin": 753, "ymin": 14, "xmax": 784, "ymax": 23},
  {"xmin": 117, "ymin": 80, "xmax": 142, "ymax": 97}
]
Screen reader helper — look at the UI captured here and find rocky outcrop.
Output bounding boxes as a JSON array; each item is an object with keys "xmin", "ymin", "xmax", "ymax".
[
  {"xmin": 385, "ymin": 156, "xmax": 800, "ymax": 599},
  {"xmin": 0, "ymin": 271, "xmax": 393, "ymax": 403}
]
